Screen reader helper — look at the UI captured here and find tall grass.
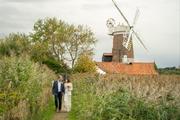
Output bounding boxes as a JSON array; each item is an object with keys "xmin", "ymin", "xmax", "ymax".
[
  {"xmin": 31, "ymin": 97, "xmax": 55, "ymax": 120},
  {"xmin": 69, "ymin": 73, "xmax": 180, "ymax": 120},
  {"xmin": 0, "ymin": 55, "xmax": 56, "ymax": 120}
]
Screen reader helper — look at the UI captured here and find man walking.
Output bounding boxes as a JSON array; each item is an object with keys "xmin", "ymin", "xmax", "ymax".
[{"xmin": 52, "ymin": 75, "xmax": 64, "ymax": 112}]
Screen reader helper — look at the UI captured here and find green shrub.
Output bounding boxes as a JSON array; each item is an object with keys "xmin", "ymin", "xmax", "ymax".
[
  {"xmin": 42, "ymin": 57, "xmax": 70, "ymax": 74},
  {"xmin": 158, "ymin": 68, "xmax": 180, "ymax": 75},
  {"xmin": 0, "ymin": 33, "xmax": 30, "ymax": 57},
  {"xmin": 0, "ymin": 55, "xmax": 56, "ymax": 120},
  {"xmin": 73, "ymin": 54, "xmax": 96, "ymax": 73}
]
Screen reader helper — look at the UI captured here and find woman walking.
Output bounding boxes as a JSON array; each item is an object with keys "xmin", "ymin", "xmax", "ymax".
[{"xmin": 64, "ymin": 78, "xmax": 73, "ymax": 112}]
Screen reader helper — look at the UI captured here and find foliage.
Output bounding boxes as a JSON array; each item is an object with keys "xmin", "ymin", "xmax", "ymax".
[
  {"xmin": 31, "ymin": 17, "xmax": 97, "ymax": 67},
  {"xmin": 0, "ymin": 33, "xmax": 30, "ymax": 57},
  {"xmin": 158, "ymin": 67, "xmax": 180, "ymax": 75},
  {"xmin": 0, "ymin": 32, "xmax": 69, "ymax": 74},
  {"xmin": 30, "ymin": 41, "xmax": 50, "ymax": 63},
  {"xmin": 0, "ymin": 18, "xmax": 97, "ymax": 74},
  {"xmin": 30, "ymin": 18, "xmax": 66, "ymax": 62},
  {"xmin": 64, "ymin": 25, "xmax": 97, "ymax": 67},
  {"xmin": 42, "ymin": 57, "xmax": 70, "ymax": 74},
  {"xmin": 69, "ymin": 74, "xmax": 180, "ymax": 120},
  {"xmin": 73, "ymin": 54, "xmax": 96, "ymax": 73},
  {"xmin": 31, "ymin": 97, "xmax": 55, "ymax": 120},
  {"xmin": 0, "ymin": 55, "xmax": 56, "ymax": 120}
]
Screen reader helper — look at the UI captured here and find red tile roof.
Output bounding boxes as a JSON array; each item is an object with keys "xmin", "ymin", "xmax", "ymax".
[{"xmin": 96, "ymin": 62, "xmax": 158, "ymax": 75}]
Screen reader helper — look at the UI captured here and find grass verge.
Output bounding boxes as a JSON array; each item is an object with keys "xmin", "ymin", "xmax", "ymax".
[{"xmin": 31, "ymin": 97, "xmax": 55, "ymax": 120}]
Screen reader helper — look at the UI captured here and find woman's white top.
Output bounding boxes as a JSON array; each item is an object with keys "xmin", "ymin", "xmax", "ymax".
[{"xmin": 64, "ymin": 83, "xmax": 73, "ymax": 95}]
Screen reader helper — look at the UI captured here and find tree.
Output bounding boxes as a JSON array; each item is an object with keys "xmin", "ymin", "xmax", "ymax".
[
  {"xmin": 31, "ymin": 18, "xmax": 97, "ymax": 68},
  {"xmin": 30, "ymin": 18, "xmax": 67, "ymax": 62},
  {"xmin": 65, "ymin": 25, "xmax": 96, "ymax": 67},
  {"xmin": 73, "ymin": 54, "xmax": 96, "ymax": 73}
]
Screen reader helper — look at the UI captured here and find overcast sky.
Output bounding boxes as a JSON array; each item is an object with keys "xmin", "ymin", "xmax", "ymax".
[{"xmin": 0, "ymin": 0, "xmax": 179, "ymax": 68}]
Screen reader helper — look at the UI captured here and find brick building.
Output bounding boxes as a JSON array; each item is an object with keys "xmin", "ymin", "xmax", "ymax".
[{"xmin": 97, "ymin": 24, "xmax": 158, "ymax": 75}]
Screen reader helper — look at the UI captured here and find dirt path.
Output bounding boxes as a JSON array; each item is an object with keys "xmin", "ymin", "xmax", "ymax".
[
  {"xmin": 52, "ymin": 112, "xmax": 68, "ymax": 120},
  {"xmin": 52, "ymin": 99, "xmax": 68, "ymax": 120}
]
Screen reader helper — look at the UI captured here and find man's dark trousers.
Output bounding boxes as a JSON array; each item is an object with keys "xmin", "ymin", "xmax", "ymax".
[
  {"xmin": 52, "ymin": 80, "xmax": 64, "ymax": 111},
  {"xmin": 54, "ymin": 92, "xmax": 63, "ymax": 110}
]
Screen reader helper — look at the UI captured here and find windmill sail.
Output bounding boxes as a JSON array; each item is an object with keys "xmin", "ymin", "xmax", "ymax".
[
  {"xmin": 133, "ymin": 30, "xmax": 148, "ymax": 52},
  {"xmin": 112, "ymin": 0, "xmax": 131, "ymax": 28},
  {"xmin": 133, "ymin": 8, "xmax": 140, "ymax": 26}
]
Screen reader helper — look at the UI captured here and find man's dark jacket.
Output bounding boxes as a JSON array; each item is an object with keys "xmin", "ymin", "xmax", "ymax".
[{"xmin": 52, "ymin": 80, "xmax": 64, "ymax": 95}]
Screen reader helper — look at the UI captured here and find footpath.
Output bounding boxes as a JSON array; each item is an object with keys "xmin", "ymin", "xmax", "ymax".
[
  {"xmin": 52, "ymin": 112, "xmax": 68, "ymax": 120},
  {"xmin": 52, "ymin": 100, "xmax": 68, "ymax": 120}
]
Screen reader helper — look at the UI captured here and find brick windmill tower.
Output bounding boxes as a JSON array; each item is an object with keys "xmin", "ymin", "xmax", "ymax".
[
  {"xmin": 107, "ymin": 20, "xmax": 134, "ymax": 62},
  {"xmin": 103, "ymin": 0, "xmax": 148, "ymax": 63}
]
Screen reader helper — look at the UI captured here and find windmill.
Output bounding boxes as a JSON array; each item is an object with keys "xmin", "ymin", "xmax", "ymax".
[{"xmin": 106, "ymin": 0, "xmax": 148, "ymax": 63}]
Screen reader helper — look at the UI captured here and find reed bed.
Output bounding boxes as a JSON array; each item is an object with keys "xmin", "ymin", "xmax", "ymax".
[
  {"xmin": 69, "ymin": 73, "xmax": 180, "ymax": 120},
  {"xmin": 0, "ymin": 55, "xmax": 56, "ymax": 120}
]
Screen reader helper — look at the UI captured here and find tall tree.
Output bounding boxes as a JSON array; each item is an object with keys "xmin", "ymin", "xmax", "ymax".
[
  {"xmin": 31, "ymin": 18, "xmax": 67, "ymax": 62},
  {"xmin": 65, "ymin": 25, "xmax": 96, "ymax": 67},
  {"xmin": 31, "ymin": 18, "xmax": 97, "ymax": 68}
]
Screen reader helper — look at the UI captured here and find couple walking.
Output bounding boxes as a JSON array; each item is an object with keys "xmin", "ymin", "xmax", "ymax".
[{"xmin": 52, "ymin": 75, "xmax": 73, "ymax": 112}]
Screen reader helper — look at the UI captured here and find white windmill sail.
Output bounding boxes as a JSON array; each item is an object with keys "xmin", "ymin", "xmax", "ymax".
[
  {"xmin": 125, "ymin": 8, "xmax": 139, "ymax": 50},
  {"xmin": 112, "ymin": 0, "xmax": 148, "ymax": 52}
]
